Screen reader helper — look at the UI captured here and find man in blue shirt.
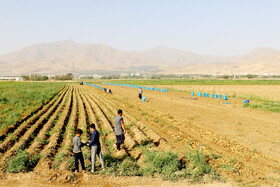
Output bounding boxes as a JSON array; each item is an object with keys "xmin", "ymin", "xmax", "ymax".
[{"xmin": 89, "ymin": 123, "xmax": 105, "ymax": 172}]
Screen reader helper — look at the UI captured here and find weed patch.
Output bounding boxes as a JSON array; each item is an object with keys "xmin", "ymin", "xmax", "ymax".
[
  {"xmin": 5, "ymin": 150, "xmax": 40, "ymax": 173},
  {"xmin": 103, "ymin": 153, "xmax": 142, "ymax": 176},
  {"xmin": 183, "ymin": 149, "xmax": 219, "ymax": 181},
  {"xmin": 141, "ymin": 150, "xmax": 181, "ymax": 180},
  {"xmin": 243, "ymin": 102, "xmax": 280, "ymax": 113}
]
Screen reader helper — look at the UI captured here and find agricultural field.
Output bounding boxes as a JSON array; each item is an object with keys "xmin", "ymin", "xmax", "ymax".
[
  {"xmin": 0, "ymin": 80, "xmax": 280, "ymax": 186},
  {"xmin": 0, "ymin": 82, "xmax": 66, "ymax": 130}
]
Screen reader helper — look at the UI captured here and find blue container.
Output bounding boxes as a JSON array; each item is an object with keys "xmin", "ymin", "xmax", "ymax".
[
  {"xmin": 215, "ymin": 94, "xmax": 218, "ymax": 98},
  {"xmin": 203, "ymin": 93, "xmax": 206, "ymax": 97},
  {"xmin": 223, "ymin": 95, "xmax": 227, "ymax": 100},
  {"xmin": 191, "ymin": 92, "xmax": 194, "ymax": 96},
  {"xmin": 206, "ymin": 93, "xmax": 209, "ymax": 97},
  {"xmin": 211, "ymin": 94, "xmax": 214, "ymax": 98},
  {"xmin": 219, "ymin": 94, "xmax": 222, "ymax": 99},
  {"xmin": 142, "ymin": 96, "xmax": 146, "ymax": 102}
]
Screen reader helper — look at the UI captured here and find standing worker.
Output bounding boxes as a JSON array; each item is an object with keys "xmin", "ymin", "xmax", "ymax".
[
  {"xmin": 114, "ymin": 109, "xmax": 126, "ymax": 151},
  {"xmin": 138, "ymin": 87, "xmax": 143, "ymax": 100},
  {"xmin": 88, "ymin": 123, "xmax": 105, "ymax": 172},
  {"xmin": 73, "ymin": 129, "xmax": 86, "ymax": 173}
]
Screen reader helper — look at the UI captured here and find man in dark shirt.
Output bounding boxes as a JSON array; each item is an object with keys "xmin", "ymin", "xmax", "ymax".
[
  {"xmin": 89, "ymin": 123, "xmax": 105, "ymax": 172},
  {"xmin": 114, "ymin": 109, "xmax": 126, "ymax": 150}
]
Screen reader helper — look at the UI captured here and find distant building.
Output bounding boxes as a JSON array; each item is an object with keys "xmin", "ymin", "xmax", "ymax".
[
  {"xmin": 0, "ymin": 76, "xmax": 22, "ymax": 81},
  {"xmin": 120, "ymin": 73, "xmax": 128, "ymax": 77}
]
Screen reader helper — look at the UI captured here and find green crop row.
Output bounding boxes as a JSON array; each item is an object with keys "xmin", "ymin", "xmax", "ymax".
[{"xmin": 0, "ymin": 82, "xmax": 66, "ymax": 129}]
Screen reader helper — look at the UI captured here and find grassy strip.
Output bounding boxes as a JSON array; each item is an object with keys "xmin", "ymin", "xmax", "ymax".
[
  {"xmin": 92, "ymin": 79, "xmax": 280, "ymax": 85},
  {"xmin": 243, "ymin": 102, "xmax": 280, "ymax": 113},
  {"xmin": 98, "ymin": 148, "xmax": 220, "ymax": 182}
]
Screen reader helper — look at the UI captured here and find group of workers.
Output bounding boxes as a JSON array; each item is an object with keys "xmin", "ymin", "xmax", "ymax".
[
  {"xmin": 73, "ymin": 85, "xmax": 145, "ymax": 173},
  {"xmin": 73, "ymin": 109, "xmax": 125, "ymax": 173}
]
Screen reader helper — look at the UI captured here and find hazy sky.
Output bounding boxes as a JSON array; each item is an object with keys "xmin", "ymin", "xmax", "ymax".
[{"xmin": 1, "ymin": 0, "xmax": 280, "ymax": 56}]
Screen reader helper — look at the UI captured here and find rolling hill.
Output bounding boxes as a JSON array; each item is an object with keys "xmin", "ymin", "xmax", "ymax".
[{"xmin": 0, "ymin": 40, "xmax": 280, "ymax": 75}]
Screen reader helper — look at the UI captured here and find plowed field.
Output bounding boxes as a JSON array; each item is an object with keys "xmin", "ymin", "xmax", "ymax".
[{"xmin": 1, "ymin": 84, "xmax": 279, "ymax": 186}]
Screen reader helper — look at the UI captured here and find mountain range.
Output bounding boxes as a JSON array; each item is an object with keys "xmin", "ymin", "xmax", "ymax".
[{"xmin": 0, "ymin": 40, "xmax": 280, "ymax": 75}]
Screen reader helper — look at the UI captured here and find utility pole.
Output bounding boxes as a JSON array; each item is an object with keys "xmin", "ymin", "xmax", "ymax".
[
  {"xmin": 29, "ymin": 63, "xmax": 32, "ymax": 83},
  {"xmin": 73, "ymin": 61, "xmax": 75, "ymax": 80}
]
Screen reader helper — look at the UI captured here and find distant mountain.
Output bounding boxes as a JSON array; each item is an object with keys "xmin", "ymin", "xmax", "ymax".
[
  {"xmin": 0, "ymin": 40, "xmax": 280, "ymax": 75},
  {"xmin": 0, "ymin": 40, "xmax": 162, "ymax": 75},
  {"xmin": 142, "ymin": 45, "xmax": 226, "ymax": 67},
  {"xmin": 163, "ymin": 47, "xmax": 280, "ymax": 75}
]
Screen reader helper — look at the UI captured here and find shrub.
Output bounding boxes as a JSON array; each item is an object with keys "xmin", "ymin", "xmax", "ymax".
[
  {"xmin": 141, "ymin": 150, "xmax": 181, "ymax": 180},
  {"xmin": 103, "ymin": 153, "xmax": 142, "ymax": 176},
  {"xmin": 5, "ymin": 150, "xmax": 40, "ymax": 173},
  {"xmin": 183, "ymin": 149, "xmax": 217, "ymax": 181}
]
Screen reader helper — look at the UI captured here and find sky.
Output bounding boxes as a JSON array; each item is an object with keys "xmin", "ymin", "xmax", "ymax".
[{"xmin": 1, "ymin": 0, "xmax": 280, "ymax": 56}]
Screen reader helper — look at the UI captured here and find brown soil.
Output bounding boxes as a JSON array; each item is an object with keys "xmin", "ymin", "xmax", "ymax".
[
  {"xmin": 95, "ymin": 84, "xmax": 280, "ymax": 185},
  {"xmin": 1, "ymin": 84, "xmax": 280, "ymax": 186},
  {"xmin": 0, "ymin": 170, "xmax": 232, "ymax": 187}
]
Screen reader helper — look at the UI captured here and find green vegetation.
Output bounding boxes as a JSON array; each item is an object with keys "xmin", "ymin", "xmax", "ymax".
[
  {"xmin": 5, "ymin": 150, "xmax": 40, "ymax": 173},
  {"xmin": 21, "ymin": 74, "xmax": 49, "ymax": 81},
  {"xmin": 243, "ymin": 101, "xmax": 280, "ymax": 113},
  {"xmin": 100, "ymin": 149, "xmax": 219, "ymax": 182},
  {"xmin": 21, "ymin": 73, "xmax": 74, "ymax": 81},
  {"xmin": 98, "ymin": 79, "xmax": 280, "ymax": 85},
  {"xmin": 141, "ymin": 150, "xmax": 181, "ymax": 180},
  {"xmin": 0, "ymin": 82, "xmax": 65, "ymax": 129},
  {"xmin": 54, "ymin": 150, "xmax": 67, "ymax": 168},
  {"xmin": 183, "ymin": 149, "xmax": 218, "ymax": 181},
  {"xmin": 105, "ymin": 139, "xmax": 116, "ymax": 152},
  {"xmin": 53, "ymin": 73, "xmax": 74, "ymax": 81},
  {"xmin": 103, "ymin": 154, "xmax": 142, "ymax": 176}
]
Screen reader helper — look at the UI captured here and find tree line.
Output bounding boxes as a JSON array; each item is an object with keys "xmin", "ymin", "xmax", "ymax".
[{"xmin": 21, "ymin": 73, "xmax": 73, "ymax": 81}]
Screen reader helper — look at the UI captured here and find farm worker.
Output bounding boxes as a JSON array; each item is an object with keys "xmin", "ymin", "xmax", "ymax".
[
  {"xmin": 138, "ymin": 88, "xmax": 143, "ymax": 99},
  {"xmin": 73, "ymin": 129, "xmax": 87, "ymax": 173},
  {"xmin": 114, "ymin": 109, "xmax": 126, "ymax": 150},
  {"xmin": 89, "ymin": 123, "xmax": 105, "ymax": 173}
]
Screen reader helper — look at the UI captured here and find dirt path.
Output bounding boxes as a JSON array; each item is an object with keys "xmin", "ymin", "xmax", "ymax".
[{"xmin": 0, "ymin": 170, "xmax": 232, "ymax": 187}]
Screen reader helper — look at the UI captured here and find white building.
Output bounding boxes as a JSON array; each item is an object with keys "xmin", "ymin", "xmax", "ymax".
[{"xmin": 0, "ymin": 76, "xmax": 22, "ymax": 81}]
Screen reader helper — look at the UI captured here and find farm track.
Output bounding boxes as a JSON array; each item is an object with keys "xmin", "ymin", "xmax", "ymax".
[{"xmin": 86, "ymin": 85, "xmax": 280, "ymax": 185}]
